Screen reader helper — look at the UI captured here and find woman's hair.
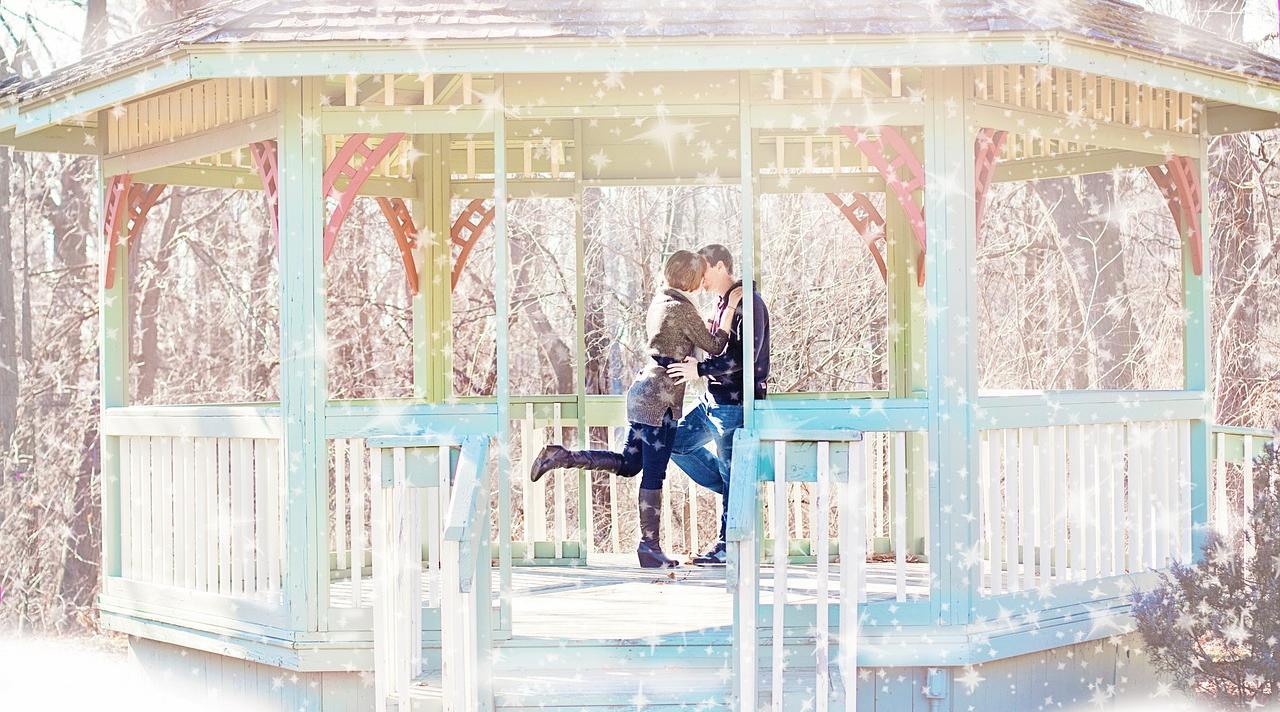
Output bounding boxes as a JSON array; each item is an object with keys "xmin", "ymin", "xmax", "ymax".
[{"xmin": 664, "ymin": 250, "xmax": 707, "ymax": 292}]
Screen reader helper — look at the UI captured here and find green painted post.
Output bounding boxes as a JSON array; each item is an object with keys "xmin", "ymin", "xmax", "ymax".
[
  {"xmin": 1186, "ymin": 135, "xmax": 1213, "ymax": 562},
  {"xmin": 276, "ymin": 76, "xmax": 327, "ymax": 632},
  {"xmin": 572, "ymin": 118, "xmax": 591, "ymax": 560},
  {"xmin": 411, "ymin": 134, "xmax": 431, "ymax": 401},
  {"xmin": 922, "ymin": 68, "xmax": 980, "ymax": 626},
  {"xmin": 738, "ymin": 72, "xmax": 756, "ymax": 432},
  {"xmin": 493, "ymin": 78, "xmax": 514, "ymax": 627},
  {"xmin": 885, "ymin": 180, "xmax": 930, "ymax": 559},
  {"xmin": 430, "ymin": 134, "xmax": 455, "ymax": 403},
  {"xmin": 98, "ymin": 145, "xmax": 128, "ymax": 579}
]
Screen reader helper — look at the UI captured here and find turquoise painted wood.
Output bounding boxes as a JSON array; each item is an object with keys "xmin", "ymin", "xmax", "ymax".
[
  {"xmin": 924, "ymin": 68, "xmax": 981, "ymax": 626},
  {"xmin": 739, "ymin": 72, "xmax": 757, "ymax": 431},
  {"xmin": 98, "ymin": 158, "xmax": 128, "ymax": 579},
  {"xmin": 276, "ymin": 76, "xmax": 328, "ymax": 630},
  {"xmin": 1187, "ymin": 135, "xmax": 1213, "ymax": 562}
]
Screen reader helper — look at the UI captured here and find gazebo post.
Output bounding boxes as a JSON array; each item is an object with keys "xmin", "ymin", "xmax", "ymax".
[
  {"xmin": 99, "ymin": 161, "xmax": 129, "ymax": 580},
  {"xmin": 491, "ymin": 76, "xmax": 511, "ymax": 652},
  {"xmin": 923, "ymin": 67, "xmax": 980, "ymax": 627},
  {"xmin": 414, "ymin": 133, "xmax": 453, "ymax": 403},
  {"xmin": 571, "ymin": 118, "xmax": 591, "ymax": 559},
  {"xmin": 277, "ymin": 76, "xmax": 327, "ymax": 631},
  {"xmin": 885, "ymin": 141, "xmax": 930, "ymax": 559},
  {"xmin": 1186, "ymin": 134, "xmax": 1213, "ymax": 562}
]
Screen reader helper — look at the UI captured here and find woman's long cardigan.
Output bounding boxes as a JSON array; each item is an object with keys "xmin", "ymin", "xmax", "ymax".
[{"xmin": 625, "ymin": 287, "xmax": 730, "ymax": 427}]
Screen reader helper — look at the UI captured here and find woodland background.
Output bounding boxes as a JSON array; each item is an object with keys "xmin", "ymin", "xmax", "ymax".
[{"xmin": 0, "ymin": 0, "xmax": 1278, "ymax": 638}]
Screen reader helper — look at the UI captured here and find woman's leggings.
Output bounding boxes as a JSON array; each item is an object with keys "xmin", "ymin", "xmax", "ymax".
[{"xmin": 618, "ymin": 410, "xmax": 677, "ymax": 489}]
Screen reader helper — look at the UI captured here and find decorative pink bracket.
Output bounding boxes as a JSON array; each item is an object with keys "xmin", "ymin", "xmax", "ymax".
[
  {"xmin": 322, "ymin": 132, "xmax": 407, "ymax": 261},
  {"xmin": 249, "ymin": 140, "xmax": 280, "ymax": 241},
  {"xmin": 375, "ymin": 197, "xmax": 420, "ymax": 295},
  {"xmin": 837, "ymin": 125, "xmax": 927, "ymax": 286},
  {"xmin": 450, "ymin": 198, "xmax": 496, "ymax": 289},
  {"xmin": 825, "ymin": 192, "xmax": 888, "ymax": 282},
  {"xmin": 102, "ymin": 175, "xmax": 167, "ymax": 289},
  {"xmin": 1146, "ymin": 156, "xmax": 1203, "ymax": 275},
  {"xmin": 974, "ymin": 128, "xmax": 1007, "ymax": 240}
]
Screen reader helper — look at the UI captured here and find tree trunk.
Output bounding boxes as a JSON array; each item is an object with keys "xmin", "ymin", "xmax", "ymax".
[
  {"xmin": 134, "ymin": 190, "xmax": 184, "ymax": 403},
  {"xmin": 1035, "ymin": 173, "xmax": 1144, "ymax": 389}
]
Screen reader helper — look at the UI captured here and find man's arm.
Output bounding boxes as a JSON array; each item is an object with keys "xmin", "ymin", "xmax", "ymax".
[{"xmin": 696, "ymin": 294, "xmax": 767, "ymax": 378}]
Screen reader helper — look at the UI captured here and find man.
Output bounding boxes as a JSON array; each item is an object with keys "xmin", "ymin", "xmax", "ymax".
[{"xmin": 666, "ymin": 243, "xmax": 771, "ymax": 565}]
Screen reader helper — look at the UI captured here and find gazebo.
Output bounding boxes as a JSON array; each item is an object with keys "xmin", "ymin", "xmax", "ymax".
[{"xmin": 3, "ymin": 0, "xmax": 1278, "ymax": 709}]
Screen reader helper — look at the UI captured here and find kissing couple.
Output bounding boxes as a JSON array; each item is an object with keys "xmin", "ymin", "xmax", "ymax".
[{"xmin": 529, "ymin": 244, "xmax": 771, "ymax": 568}]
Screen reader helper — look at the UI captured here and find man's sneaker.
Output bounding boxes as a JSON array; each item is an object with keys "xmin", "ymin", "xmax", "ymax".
[{"xmin": 692, "ymin": 541, "xmax": 727, "ymax": 566}]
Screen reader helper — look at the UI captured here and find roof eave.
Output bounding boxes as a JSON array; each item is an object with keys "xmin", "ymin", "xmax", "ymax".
[{"xmin": 15, "ymin": 53, "xmax": 193, "ymax": 136}]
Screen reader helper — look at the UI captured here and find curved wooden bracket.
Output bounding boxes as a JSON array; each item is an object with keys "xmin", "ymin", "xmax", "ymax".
[
  {"xmin": 375, "ymin": 196, "xmax": 420, "ymax": 295},
  {"xmin": 825, "ymin": 192, "xmax": 888, "ymax": 282},
  {"xmin": 1146, "ymin": 156, "xmax": 1203, "ymax": 275},
  {"xmin": 249, "ymin": 139, "xmax": 280, "ymax": 242},
  {"xmin": 103, "ymin": 175, "xmax": 167, "ymax": 289},
  {"xmin": 974, "ymin": 128, "xmax": 1007, "ymax": 241},
  {"xmin": 322, "ymin": 132, "xmax": 407, "ymax": 262},
  {"xmin": 838, "ymin": 125, "xmax": 927, "ymax": 286},
  {"xmin": 450, "ymin": 198, "xmax": 496, "ymax": 289}
]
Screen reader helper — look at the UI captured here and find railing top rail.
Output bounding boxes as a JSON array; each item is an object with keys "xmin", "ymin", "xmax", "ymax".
[
  {"xmin": 365, "ymin": 434, "xmax": 469, "ymax": 449},
  {"xmin": 757, "ymin": 428, "xmax": 864, "ymax": 442},
  {"xmin": 1211, "ymin": 424, "xmax": 1276, "ymax": 438}
]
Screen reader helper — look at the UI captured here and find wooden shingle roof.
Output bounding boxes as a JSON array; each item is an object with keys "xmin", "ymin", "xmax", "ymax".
[{"xmin": 11, "ymin": 0, "xmax": 1280, "ymax": 104}]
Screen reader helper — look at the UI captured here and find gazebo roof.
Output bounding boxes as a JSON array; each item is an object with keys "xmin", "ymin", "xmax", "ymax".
[{"xmin": 7, "ymin": 0, "xmax": 1280, "ymax": 108}]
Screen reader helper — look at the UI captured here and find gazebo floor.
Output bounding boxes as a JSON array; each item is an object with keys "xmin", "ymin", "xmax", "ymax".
[{"xmin": 505, "ymin": 553, "xmax": 928, "ymax": 641}]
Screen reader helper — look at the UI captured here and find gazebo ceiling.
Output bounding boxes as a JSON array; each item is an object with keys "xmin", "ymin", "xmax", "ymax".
[{"xmin": 5, "ymin": 0, "xmax": 1280, "ymax": 110}]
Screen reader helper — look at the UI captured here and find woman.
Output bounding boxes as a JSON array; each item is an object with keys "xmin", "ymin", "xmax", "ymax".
[{"xmin": 529, "ymin": 250, "xmax": 742, "ymax": 568}]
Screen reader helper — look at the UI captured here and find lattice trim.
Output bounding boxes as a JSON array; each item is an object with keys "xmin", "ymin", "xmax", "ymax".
[
  {"xmin": 837, "ymin": 125, "xmax": 926, "ymax": 286},
  {"xmin": 249, "ymin": 140, "xmax": 280, "ymax": 242},
  {"xmin": 103, "ymin": 176, "xmax": 167, "ymax": 289},
  {"xmin": 375, "ymin": 197, "xmax": 420, "ymax": 295},
  {"xmin": 975, "ymin": 128, "xmax": 1007, "ymax": 242},
  {"xmin": 825, "ymin": 193, "xmax": 888, "ymax": 282},
  {"xmin": 450, "ymin": 198, "xmax": 495, "ymax": 289},
  {"xmin": 322, "ymin": 132, "xmax": 407, "ymax": 261},
  {"xmin": 1146, "ymin": 156, "xmax": 1203, "ymax": 275}
]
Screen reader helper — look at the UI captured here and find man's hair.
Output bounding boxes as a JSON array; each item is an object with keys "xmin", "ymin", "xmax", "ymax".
[
  {"xmin": 664, "ymin": 250, "xmax": 707, "ymax": 292},
  {"xmin": 698, "ymin": 243, "xmax": 734, "ymax": 274}
]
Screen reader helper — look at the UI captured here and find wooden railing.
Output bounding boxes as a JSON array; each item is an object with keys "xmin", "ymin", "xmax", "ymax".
[
  {"xmin": 731, "ymin": 428, "xmax": 916, "ymax": 711},
  {"xmin": 101, "ymin": 405, "xmax": 288, "ymax": 630},
  {"xmin": 1211, "ymin": 425, "xmax": 1275, "ymax": 553},
  {"xmin": 370, "ymin": 435, "xmax": 494, "ymax": 712},
  {"xmin": 977, "ymin": 419, "xmax": 1192, "ymax": 595}
]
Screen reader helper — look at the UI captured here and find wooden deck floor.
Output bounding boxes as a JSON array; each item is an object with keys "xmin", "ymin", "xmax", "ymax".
[
  {"xmin": 330, "ymin": 555, "xmax": 930, "ymax": 641},
  {"xmin": 509, "ymin": 554, "xmax": 928, "ymax": 640}
]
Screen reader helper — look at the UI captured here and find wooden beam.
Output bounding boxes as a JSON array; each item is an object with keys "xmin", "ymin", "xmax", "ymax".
[
  {"xmin": 0, "ymin": 124, "xmax": 100, "ymax": 155},
  {"xmin": 319, "ymin": 105, "xmax": 492, "ymax": 135},
  {"xmin": 758, "ymin": 173, "xmax": 884, "ymax": 194},
  {"xmin": 451, "ymin": 178, "xmax": 573, "ymax": 200},
  {"xmin": 186, "ymin": 36, "xmax": 1041, "ymax": 78},
  {"xmin": 102, "ymin": 115, "xmax": 278, "ymax": 177},
  {"xmin": 749, "ymin": 99, "xmax": 925, "ymax": 130},
  {"xmin": 1203, "ymin": 103, "xmax": 1280, "ymax": 135},
  {"xmin": 992, "ymin": 149, "xmax": 1162, "ymax": 182},
  {"xmin": 970, "ymin": 100, "xmax": 1199, "ymax": 156}
]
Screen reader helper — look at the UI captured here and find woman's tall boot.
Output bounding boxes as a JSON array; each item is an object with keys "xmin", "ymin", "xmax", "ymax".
[
  {"xmin": 636, "ymin": 487, "xmax": 680, "ymax": 568},
  {"xmin": 529, "ymin": 445, "xmax": 625, "ymax": 483}
]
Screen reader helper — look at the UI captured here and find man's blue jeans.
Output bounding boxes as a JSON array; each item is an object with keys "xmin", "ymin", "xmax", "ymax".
[{"xmin": 671, "ymin": 398, "xmax": 743, "ymax": 545}]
